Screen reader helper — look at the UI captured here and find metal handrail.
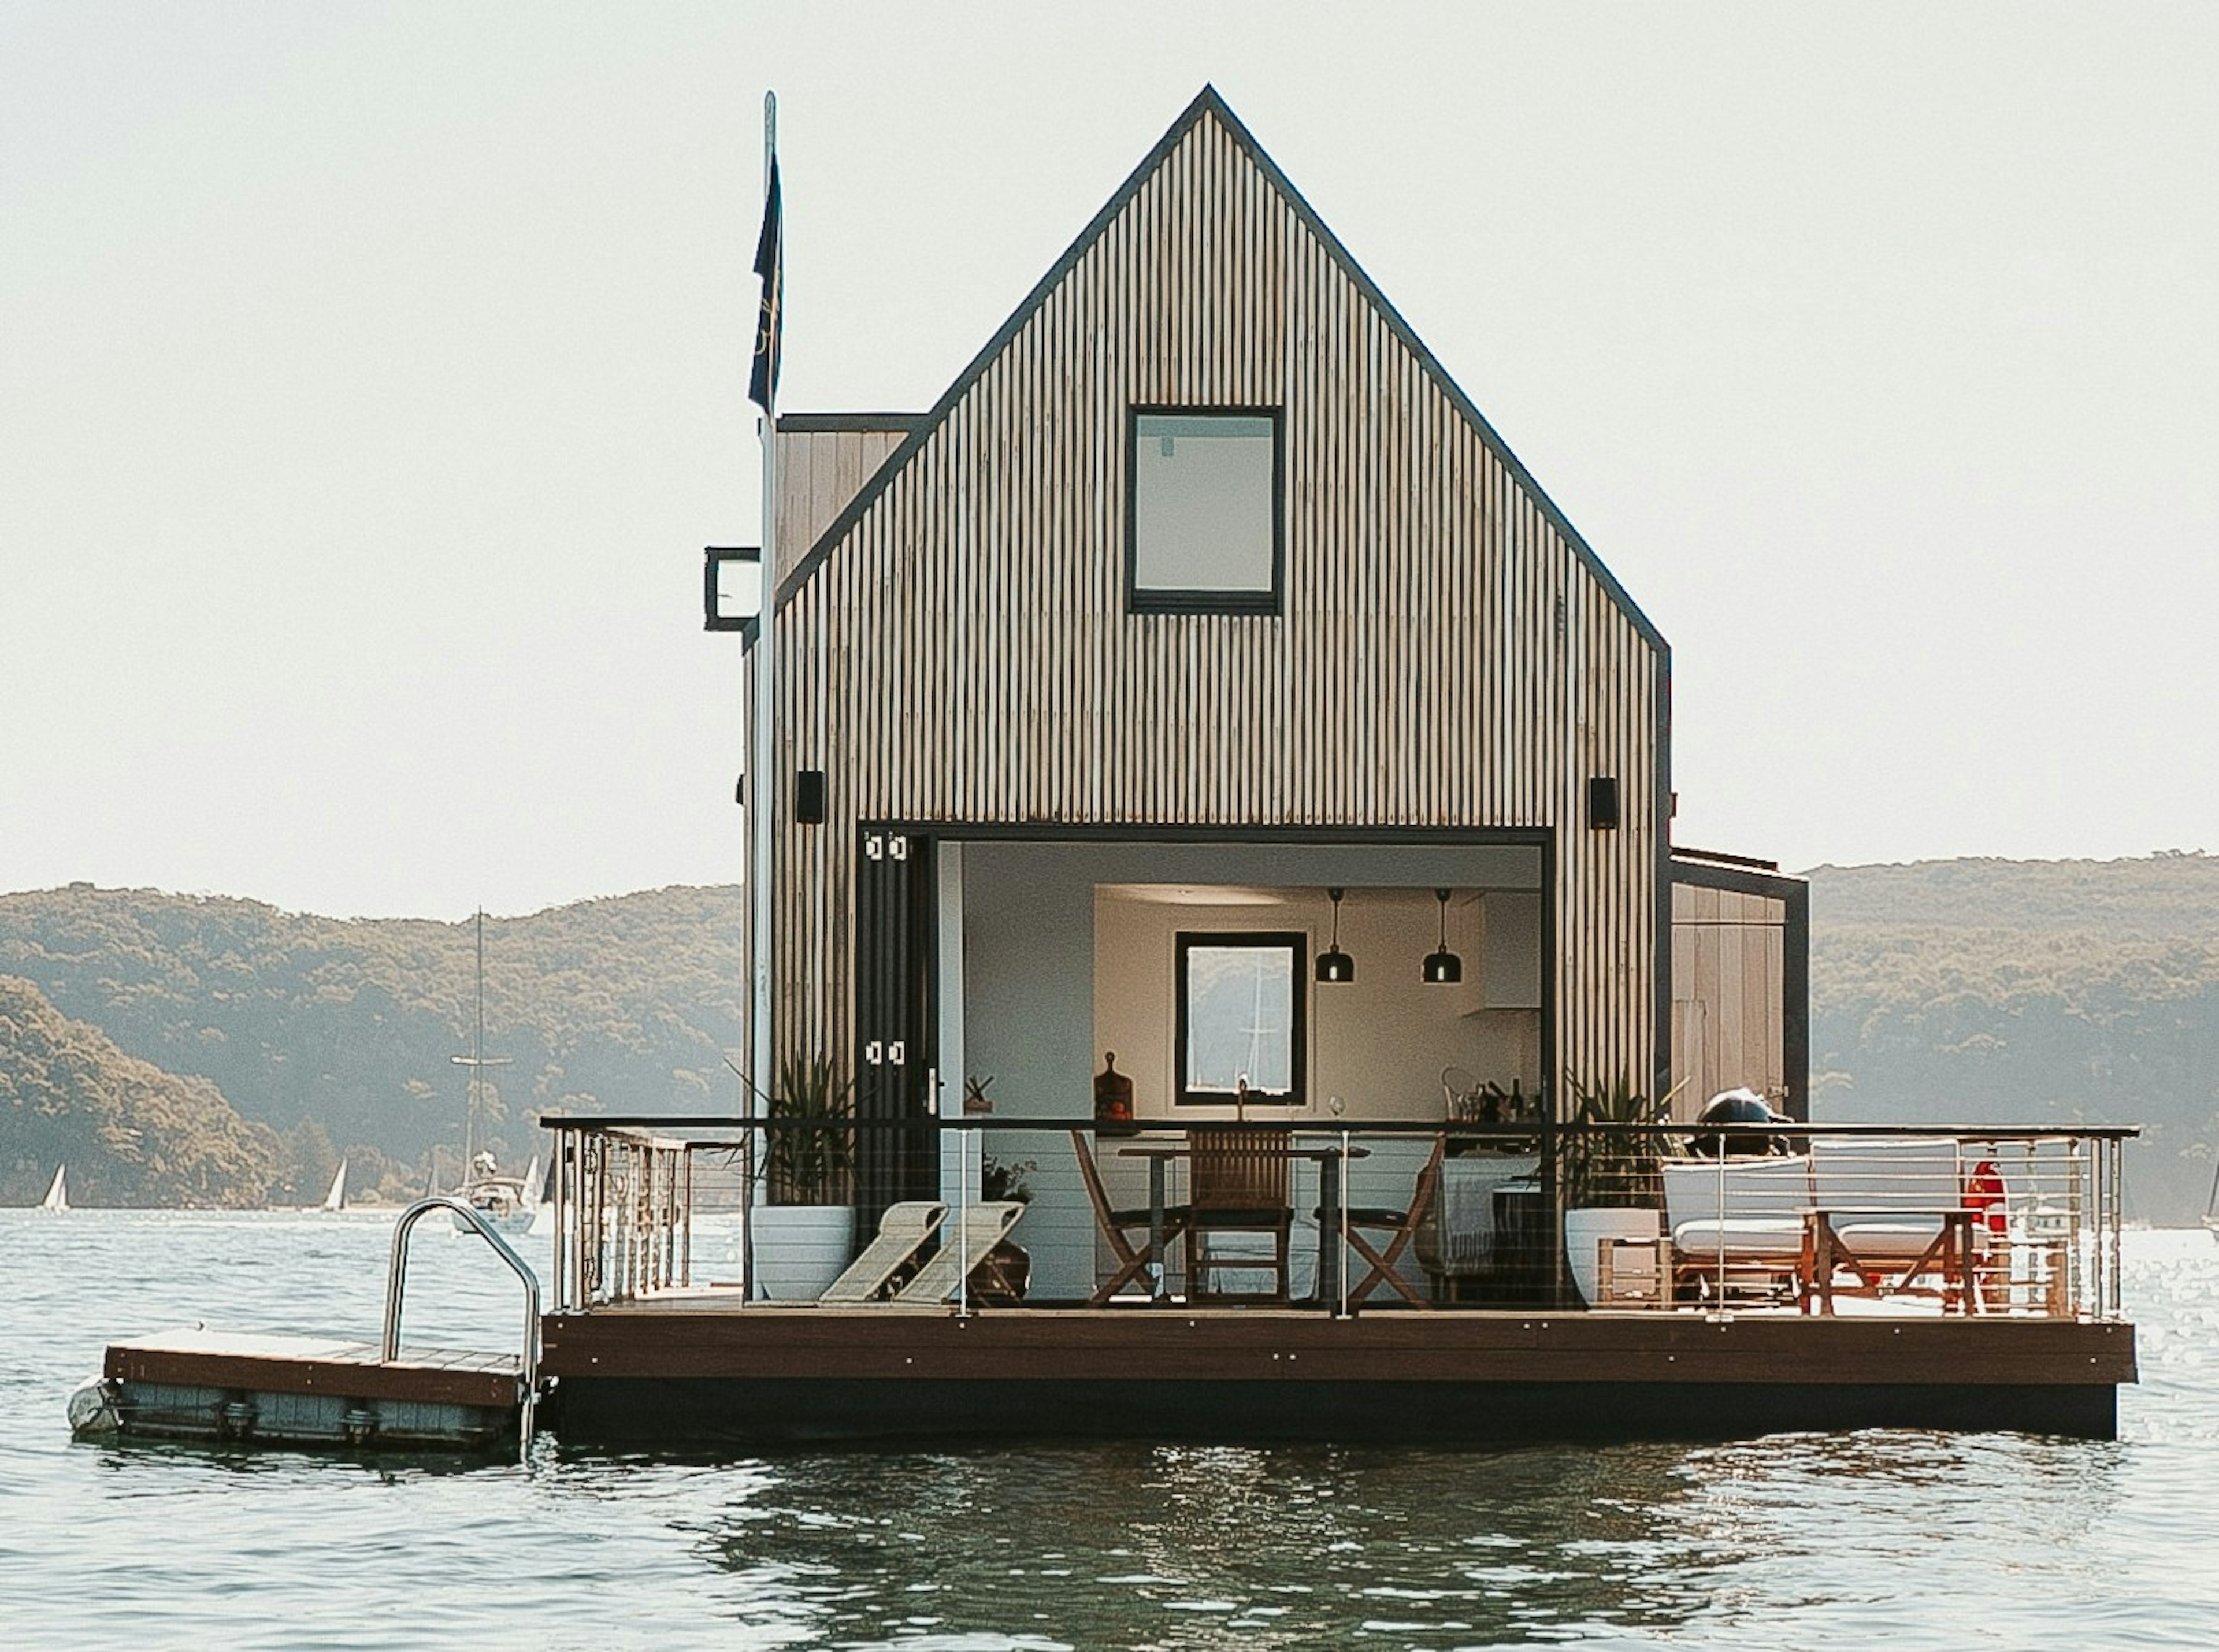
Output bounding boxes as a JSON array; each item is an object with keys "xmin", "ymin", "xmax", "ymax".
[
  {"xmin": 384, "ymin": 1196, "xmax": 542, "ymax": 1445},
  {"xmin": 543, "ymin": 1116, "xmax": 2135, "ymax": 1320}
]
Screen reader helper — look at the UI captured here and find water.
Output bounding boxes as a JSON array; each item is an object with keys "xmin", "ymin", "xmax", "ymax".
[{"xmin": 2, "ymin": 1215, "xmax": 2214, "ymax": 1650}]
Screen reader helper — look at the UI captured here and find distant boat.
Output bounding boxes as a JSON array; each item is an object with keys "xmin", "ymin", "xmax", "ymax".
[
  {"xmin": 40, "ymin": 1165, "xmax": 68, "ymax": 1213},
  {"xmin": 521, "ymin": 1154, "xmax": 543, "ymax": 1210},
  {"xmin": 448, "ymin": 908, "xmax": 531, "ymax": 1234},
  {"xmin": 322, "ymin": 1159, "xmax": 348, "ymax": 1213}
]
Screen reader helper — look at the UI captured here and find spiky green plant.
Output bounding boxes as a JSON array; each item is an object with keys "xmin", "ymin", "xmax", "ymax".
[
  {"xmin": 767, "ymin": 1053, "xmax": 854, "ymax": 1205},
  {"xmin": 1560, "ymin": 1072, "xmax": 1683, "ymax": 1209}
]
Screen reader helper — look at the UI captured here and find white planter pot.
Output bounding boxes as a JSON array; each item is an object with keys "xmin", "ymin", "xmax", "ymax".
[
  {"xmin": 1565, "ymin": 1207, "xmax": 1661, "ymax": 1307},
  {"xmin": 749, "ymin": 1205, "xmax": 855, "ymax": 1301}
]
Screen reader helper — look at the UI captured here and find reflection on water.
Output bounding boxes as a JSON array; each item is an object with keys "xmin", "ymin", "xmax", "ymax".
[
  {"xmin": 685, "ymin": 1430, "xmax": 2126, "ymax": 1649},
  {"xmin": 1, "ymin": 1215, "xmax": 2214, "ymax": 1649}
]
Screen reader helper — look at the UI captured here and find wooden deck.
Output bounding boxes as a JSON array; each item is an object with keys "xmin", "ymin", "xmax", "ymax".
[{"xmin": 540, "ymin": 1305, "xmax": 2136, "ymax": 1446}]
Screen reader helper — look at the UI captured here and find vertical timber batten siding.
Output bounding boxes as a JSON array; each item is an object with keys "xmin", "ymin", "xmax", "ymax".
[
  {"xmin": 772, "ymin": 105, "xmax": 1664, "ymax": 1101},
  {"xmin": 775, "ymin": 428, "xmax": 912, "ymax": 587}
]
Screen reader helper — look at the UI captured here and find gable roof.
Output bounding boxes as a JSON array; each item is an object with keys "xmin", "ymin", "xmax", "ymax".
[{"xmin": 774, "ymin": 86, "xmax": 1664, "ymax": 656}]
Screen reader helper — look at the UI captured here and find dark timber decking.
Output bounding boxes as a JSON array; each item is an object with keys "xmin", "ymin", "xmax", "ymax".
[
  {"xmin": 106, "ymin": 1330, "xmax": 523, "ymax": 1408},
  {"xmin": 540, "ymin": 1306, "xmax": 2136, "ymax": 1446}
]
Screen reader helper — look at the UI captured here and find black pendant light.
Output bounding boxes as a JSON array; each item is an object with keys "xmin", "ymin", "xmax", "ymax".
[
  {"xmin": 1316, "ymin": 887, "xmax": 1355, "ymax": 983},
  {"xmin": 1422, "ymin": 888, "xmax": 1463, "ymax": 983}
]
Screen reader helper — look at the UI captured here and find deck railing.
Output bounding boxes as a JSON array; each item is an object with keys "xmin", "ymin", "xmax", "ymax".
[{"xmin": 538, "ymin": 1115, "xmax": 2135, "ymax": 1321}]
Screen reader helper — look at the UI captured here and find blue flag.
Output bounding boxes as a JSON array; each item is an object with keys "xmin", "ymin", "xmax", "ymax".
[{"xmin": 749, "ymin": 158, "xmax": 782, "ymax": 412}]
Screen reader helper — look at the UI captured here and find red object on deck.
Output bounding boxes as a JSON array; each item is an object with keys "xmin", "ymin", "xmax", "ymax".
[{"xmin": 1963, "ymin": 1160, "xmax": 2008, "ymax": 1235}]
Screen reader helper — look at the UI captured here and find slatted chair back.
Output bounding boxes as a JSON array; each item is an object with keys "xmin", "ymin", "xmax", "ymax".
[
  {"xmin": 1189, "ymin": 1127, "xmax": 1290, "ymax": 1213},
  {"xmin": 1186, "ymin": 1127, "xmax": 1293, "ymax": 1302}
]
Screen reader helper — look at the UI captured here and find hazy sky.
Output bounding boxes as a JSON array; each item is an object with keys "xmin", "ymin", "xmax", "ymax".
[{"xmin": 6, "ymin": 2, "xmax": 2214, "ymax": 919}]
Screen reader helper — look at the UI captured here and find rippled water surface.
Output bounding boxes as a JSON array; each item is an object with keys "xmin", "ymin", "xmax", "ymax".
[{"xmin": 2, "ymin": 1213, "xmax": 2214, "ymax": 1649}]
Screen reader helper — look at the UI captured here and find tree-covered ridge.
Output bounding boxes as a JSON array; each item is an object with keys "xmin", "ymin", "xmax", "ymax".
[
  {"xmin": 0, "ymin": 974, "xmax": 276, "ymax": 1207},
  {"xmin": 1809, "ymin": 850, "xmax": 2219, "ymax": 937},
  {"xmin": 1808, "ymin": 852, "xmax": 2219, "ymax": 1223},
  {"xmin": 0, "ymin": 883, "xmax": 748, "ymax": 1185}
]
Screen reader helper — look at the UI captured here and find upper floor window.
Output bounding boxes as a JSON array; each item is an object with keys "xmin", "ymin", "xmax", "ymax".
[{"xmin": 1127, "ymin": 409, "xmax": 1282, "ymax": 614}]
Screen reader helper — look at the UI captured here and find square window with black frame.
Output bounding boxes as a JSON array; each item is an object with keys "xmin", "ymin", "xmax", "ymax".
[{"xmin": 1129, "ymin": 410, "xmax": 1281, "ymax": 613}]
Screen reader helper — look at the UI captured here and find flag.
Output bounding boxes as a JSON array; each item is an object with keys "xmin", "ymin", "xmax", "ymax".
[{"xmin": 748, "ymin": 157, "xmax": 782, "ymax": 412}]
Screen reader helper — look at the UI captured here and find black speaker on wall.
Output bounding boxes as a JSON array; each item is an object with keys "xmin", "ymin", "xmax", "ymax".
[
  {"xmin": 795, "ymin": 769, "xmax": 828, "ymax": 825},
  {"xmin": 1587, "ymin": 775, "xmax": 1620, "ymax": 830}
]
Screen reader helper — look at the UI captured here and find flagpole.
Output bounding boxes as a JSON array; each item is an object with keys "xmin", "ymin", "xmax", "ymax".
[{"xmin": 750, "ymin": 90, "xmax": 779, "ymax": 1152}]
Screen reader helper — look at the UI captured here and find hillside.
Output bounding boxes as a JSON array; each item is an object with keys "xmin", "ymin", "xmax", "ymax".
[
  {"xmin": 1808, "ymin": 852, "xmax": 2219, "ymax": 1223},
  {"xmin": 0, "ymin": 975, "xmax": 277, "ymax": 1206},
  {"xmin": 0, "ymin": 883, "xmax": 746, "ymax": 1191}
]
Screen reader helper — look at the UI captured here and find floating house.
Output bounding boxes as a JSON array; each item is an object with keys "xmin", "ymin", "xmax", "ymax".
[{"xmin": 529, "ymin": 88, "xmax": 2134, "ymax": 1446}]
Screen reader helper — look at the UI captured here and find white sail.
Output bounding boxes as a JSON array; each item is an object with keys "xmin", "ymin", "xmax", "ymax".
[
  {"xmin": 521, "ymin": 1154, "xmax": 543, "ymax": 1211},
  {"xmin": 40, "ymin": 1165, "xmax": 68, "ymax": 1213},
  {"xmin": 322, "ymin": 1159, "xmax": 348, "ymax": 1212}
]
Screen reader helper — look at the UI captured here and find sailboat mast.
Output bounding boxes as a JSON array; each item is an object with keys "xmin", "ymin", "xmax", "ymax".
[
  {"xmin": 447, "ymin": 907, "xmax": 510, "ymax": 1187},
  {"xmin": 470, "ymin": 907, "xmax": 484, "ymax": 1170}
]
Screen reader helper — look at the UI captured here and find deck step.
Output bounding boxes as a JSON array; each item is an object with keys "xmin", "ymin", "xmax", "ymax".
[{"xmin": 76, "ymin": 1328, "xmax": 527, "ymax": 1452}]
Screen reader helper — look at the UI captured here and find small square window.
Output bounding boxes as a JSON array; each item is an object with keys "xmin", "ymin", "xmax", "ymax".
[
  {"xmin": 1129, "ymin": 409, "xmax": 1282, "ymax": 614},
  {"xmin": 1175, "ymin": 931, "xmax": 1307, "ymax": 1108}
]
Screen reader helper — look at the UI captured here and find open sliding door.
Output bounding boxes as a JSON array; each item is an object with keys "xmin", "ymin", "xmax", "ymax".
[{"xmin": 854, "ymin": 827, "xmax": 940, "ymax": 1233}]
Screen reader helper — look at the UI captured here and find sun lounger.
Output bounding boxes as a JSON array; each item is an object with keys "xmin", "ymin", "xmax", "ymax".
[
  {"xmin": 1661, "ymin": 1154, "xmax": 1811, "ymax": 1301},
  {"xmin": 891, "ymin": 1201, "xmax": 1026, "ymax": 1305},
  {"xmin": 817, "ymin": 1201, "xmax": 947, "ymax": 1304},
  {"xmin": 1805, "ymin": 1138, "xmax": 1979, "ymax": 1312}
]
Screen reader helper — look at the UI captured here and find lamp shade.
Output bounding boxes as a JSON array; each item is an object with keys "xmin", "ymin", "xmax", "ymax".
[
  {"xmin": 1422, "ymin": 888, "xmax": 1462, "ymax": 983},
  {"xmin": 1315, "ymin": 887, "xmax": 1355, "ymax": 982}
]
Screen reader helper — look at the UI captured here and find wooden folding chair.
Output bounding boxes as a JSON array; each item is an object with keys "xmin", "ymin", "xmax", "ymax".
[
  {"xmin": 1071, "ymin": 1130, "xmax": 1188, "ymax": 1306},
  {"xmin": 1187, "ymin": 1127, "xmax": 1292, "ymax": 1303},
  {"xmin": 1325, "ymin": 1136, "xmax": 1444, "ymax": 1308},
  {"xmin": 817, "ymin": 1200, "xmax": 945, "ymax": 1304}
]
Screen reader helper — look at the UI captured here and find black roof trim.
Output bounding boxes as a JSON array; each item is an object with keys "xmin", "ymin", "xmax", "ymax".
[
  {"xmin": 776, "ymin": 412, "xmax": 925, "ymax": 434},
  {"xmin": 774, "ymin": 86, "xmax": 1664, "ymax": 655},
  {"xmin": 1670, "ymin": 853, "xmax": 1809, "ymax": 900},
  {"xmin": 1672, "ymin": 845, "xmax": 1782, "ymax": 872}
]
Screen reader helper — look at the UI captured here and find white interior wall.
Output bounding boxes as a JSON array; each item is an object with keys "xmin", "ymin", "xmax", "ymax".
[
  {"xmin": 955, "ymin": 838, "xmax": 1543, "ymax": 1301},
  {"xmin": 1092, "ymin": 888, "xmax": 1543, "ymax": 1121}
]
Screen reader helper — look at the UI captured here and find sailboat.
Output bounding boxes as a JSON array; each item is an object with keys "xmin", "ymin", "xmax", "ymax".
[
  {"xmin": 2204, "ymin": 1155, "xmax": 2218, "ymax": 1239},
  {"xmin": 322, "ymin": 1158, "xmax": 348, "ymax": 1213},
  {"xmin": 450, "ymin": 909, "xmax": 532, "ymax": 1234},
  {"xmin": 39, "ymin": 1165, "xmax": 68, "ymax": 1213}
]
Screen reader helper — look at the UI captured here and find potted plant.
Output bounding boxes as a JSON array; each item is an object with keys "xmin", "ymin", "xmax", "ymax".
[
  {"xmin": 751, "ymin": 1053, "xmax": 856, "ymax": 1301},
  {"xmin": 1559, "ymin": 1072, "xmax": 1681, "ymax": 1307}
]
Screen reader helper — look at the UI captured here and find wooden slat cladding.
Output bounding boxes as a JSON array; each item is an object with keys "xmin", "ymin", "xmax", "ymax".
[
  {"xmin": 774, "ymin": 428, "xmax": 910, "ymax": 586},
  {"xmin": 771, "ymin": 106, "xmax": 1665, "ymax": 1100},
  {"xmin": 1670, "ymin": 881, "xmax": 1787, "ymax": 1114}
]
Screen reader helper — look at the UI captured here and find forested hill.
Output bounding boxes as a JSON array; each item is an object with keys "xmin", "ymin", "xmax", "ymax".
[
  {"xmin": 0, "ymin": 883, "xmax": 745, "ymax": 1200},
  {"xmin": 0, "ymin": 975, "xmax": 276, "ymax": 1207},
  {"xmin": 1808, "ymin": 852, "xmax": 2219, "ymax": 1223}
]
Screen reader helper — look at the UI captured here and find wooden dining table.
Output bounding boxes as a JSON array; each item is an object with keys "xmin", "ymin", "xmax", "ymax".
[{"xmin": 1116, "ymin": 1134, "xmax": 1371, "ymax": 1306}]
